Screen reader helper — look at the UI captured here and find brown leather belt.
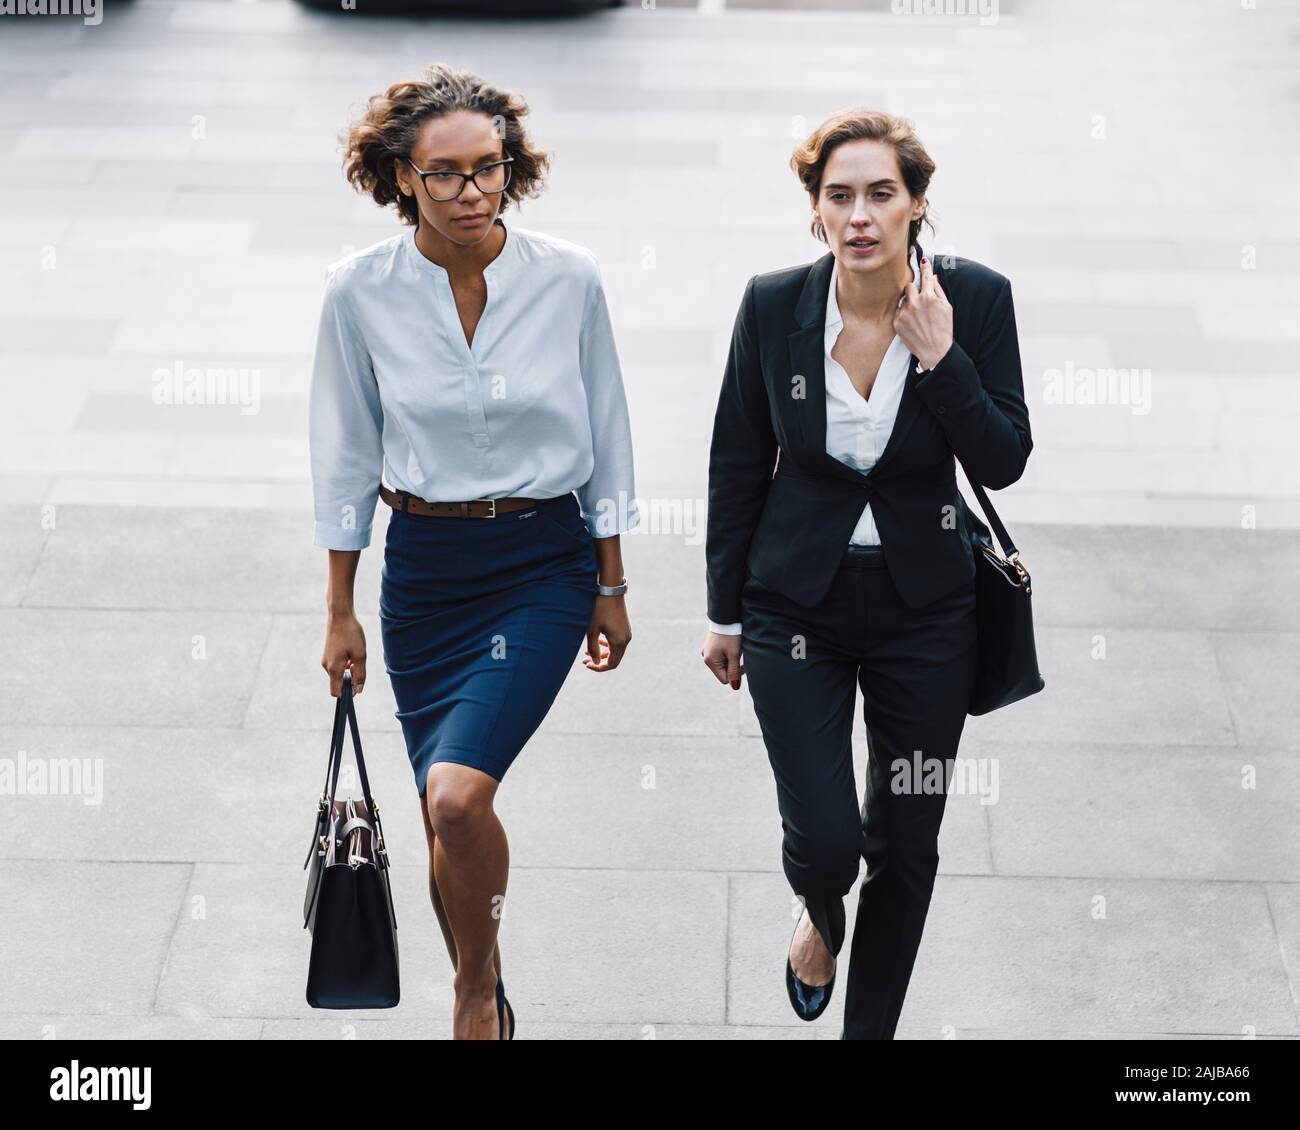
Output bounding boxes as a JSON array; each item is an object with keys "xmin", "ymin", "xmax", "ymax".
[{"xmin": 379, "ymin": 483, "xmax": 541, "ymax": 518}]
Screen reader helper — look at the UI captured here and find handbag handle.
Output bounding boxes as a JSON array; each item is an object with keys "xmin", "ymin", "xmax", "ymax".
[
  {"xmin": 310, "ymin": 670, "xmax": 390, "ymax": 867},
  {"xmin": 303, "ymin": 670, "xmax": 398, "ymax": 932}
]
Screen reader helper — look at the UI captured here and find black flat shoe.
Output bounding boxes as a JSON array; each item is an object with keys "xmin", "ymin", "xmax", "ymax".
[
  {"xmin": 494, "ymin": 974, "xmax": 515, "ymax": 1040},
  {"xmin": 785, "ymin": 915, "xmax": 836, "ymax": 1021}
]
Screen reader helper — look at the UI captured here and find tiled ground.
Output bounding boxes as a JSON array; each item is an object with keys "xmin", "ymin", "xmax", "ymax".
[{"xmin": 1, "ymin": 0, "xmax": 1297, "ymax": 1039}]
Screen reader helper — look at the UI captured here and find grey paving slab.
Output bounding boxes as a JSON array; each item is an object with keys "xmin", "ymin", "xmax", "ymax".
[
  {"xmin": 260, "ymin": 1018, "xmax": 815, "ymax": 1040},
  {"xmin": 0, "ymin": 520, "xmax": 46, "ymax": 609},
  {"xmin": 154, "ymin": 862, "xmax": 444, "ymax": 1022},
  {"xmin": 74, "ymin": 395, "xmax": 307, "ymax": 435},
  {"xmin": 0, "ymin": 723, "xmax": 990, "ymax": 883},
  {"xmin": 0, "ymin": 1015, "xmax": 263, "ymax": 1040},
  {"xmin": 0, "ymin": 318, "xmax": 119, "ymax": 355},
  {"xmin": 728, "ymin": 871, "xmax": 1300, "ymax": 1036},
  {"xmin": 997, "ymin": 526, "xmax": 1300, "ymax": 633},
  {"xmin": 1212, "ymin": 632, "xmax": 1300, "ymax": 749},
  {"xmin": 975, "ymin": 740, "xmax": 1300, "ymax": 883},
  {"xmin": 0, "ymin": 861, "xmax": 193, "ymax": 1017},
  {"xmin": 15, "ymin": 504, "xmax": 1298, "ymax": 632},
  {"xmin": 154, "ymin": 862, "xmax": 726, "ymax": 1026},
  {"xmin": 0, "ymin": 723, "xmax": 417, "ymax": 867},
  {"xmin": 541, "ymin": 618, "xmax": 748, "ymax": 737},
  {"xmin": 14, "ymin": 503, "xmax": 389, "ymax": 614},
  {"xmin": 904, "ymin": 876, "xmax": 1300, "ymax": 1038},
  {"xmin": 961, "ymin": 626, "xmax": 1237, "ymax": 749},
  {"xmin": 499, "ymin": 733, "xmax": 993, "ymax": 876},
  {"xmin": 1, "ymin": 608, "xmax": 272, "ymax": 727},
  {"xmin": 1263, "ymin": 883, "xmax": 1300, "ymax": 1035}
]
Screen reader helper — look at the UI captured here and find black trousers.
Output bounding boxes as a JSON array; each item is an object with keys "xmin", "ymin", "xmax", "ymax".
[{"xmin": 741, "ymin": 543, "xmax": 978, "ymax": 1040}]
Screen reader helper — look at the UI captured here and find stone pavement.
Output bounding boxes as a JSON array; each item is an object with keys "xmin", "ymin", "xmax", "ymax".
[{"xmin": 0, "ymin": 0, "xmax": 1297, "ymax": 1039}]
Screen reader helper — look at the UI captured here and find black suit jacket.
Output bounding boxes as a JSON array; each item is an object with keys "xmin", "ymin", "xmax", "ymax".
[{"xmin": 706, "ymin": 242, "xmax": 1033, "ymax": 623}]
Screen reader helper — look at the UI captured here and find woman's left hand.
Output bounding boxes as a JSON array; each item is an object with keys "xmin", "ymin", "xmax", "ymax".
[
  {"xmin": 893, "ymin": 256, "xmax": 954, "ymax": 371},
  {"xmin": 583, "ymin": 596, "xmax": 631, "ymax": 672}
]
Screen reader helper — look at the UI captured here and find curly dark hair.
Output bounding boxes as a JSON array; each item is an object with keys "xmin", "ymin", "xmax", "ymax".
[
  {"xmin": 790, "ymin": 108, "xmax": 936, "ymax": 252},
  {"xmin": 341, "ymin": 62, "xmax": 550, "ymax": 227}
]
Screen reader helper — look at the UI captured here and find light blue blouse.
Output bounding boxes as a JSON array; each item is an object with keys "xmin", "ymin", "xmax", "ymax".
[{"xmin": 308, "ymin": 217, "xmax": 640, "ymax": 550}]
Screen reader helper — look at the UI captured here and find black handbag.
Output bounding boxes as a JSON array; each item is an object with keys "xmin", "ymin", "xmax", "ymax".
[
  {"xmin": 960, "ymin": 477, "xmax": 1046, "ymax": 715},
  {"xmin": 303, "ymin": 670, "xmax": 400, "ymax": 1009}
]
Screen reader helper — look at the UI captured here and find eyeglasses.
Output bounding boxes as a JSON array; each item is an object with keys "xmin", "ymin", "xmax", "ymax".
[{"xmin": 405, "ymin": 156, "xmax": 513, "ymax": 202}]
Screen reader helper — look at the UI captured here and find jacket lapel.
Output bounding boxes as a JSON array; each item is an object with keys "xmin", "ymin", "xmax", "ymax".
[
  {"xmin": 863, "ymin": 240, "xmax": 935, "ymax": 478},
  {"xmin": 867, "ymin": 238, "xmax": 929, "ymax": 479},
  {"xmin": 786, "ymin": 250, "xmax": 865, "ymax": 485},
  {"xmin": 785, "ymin": 240, "xmax": 933, "ymax": 484}
]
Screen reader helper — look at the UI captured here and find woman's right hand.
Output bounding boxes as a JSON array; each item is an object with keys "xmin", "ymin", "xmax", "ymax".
[
  {"xmin": 322, "ymin": 612, "xmax": 367, "ymax": 696},
  {"xmin": 701, "ymin": 631, "xmax": 745, "ymax": 690}
]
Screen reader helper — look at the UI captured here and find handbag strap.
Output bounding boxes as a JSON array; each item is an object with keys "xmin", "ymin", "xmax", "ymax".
[
  {"xmin": 303, "ymin": 686, "xmax": 352, "ymax": 869},
  {"xmin": 339, "ymin": 676, "xmax": 389, "ymax": 859},
  {"xmin": 322, "ymin": 672, "xmax": 377, "ymax": 810},
  {"xmin": 316, "ymin": 679, "xmax": 350, "ymax": 802},
  {"xmin": 963, "ymin": 474, "xmax": 1019, "ymax": 561},
  {"xmin": 302, "ymin": 671, "xmax": 398, "ymax": 931},
  {"xmin": 308, "ymin": 670, "xmax": 388, "ymax": 865}
]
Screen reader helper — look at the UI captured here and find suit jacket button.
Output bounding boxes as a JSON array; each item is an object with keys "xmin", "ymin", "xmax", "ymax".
[{"xmin": 937, "ymin": 405, "xmax": 947, "ymax": 415}]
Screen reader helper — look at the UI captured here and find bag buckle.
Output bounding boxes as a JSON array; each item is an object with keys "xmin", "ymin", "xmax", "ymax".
[{"xmin": 1007, "ymin": 551, "xmax": 1031, "ymax": 591}]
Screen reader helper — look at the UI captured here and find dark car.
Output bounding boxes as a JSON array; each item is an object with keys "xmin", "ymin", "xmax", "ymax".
[{"xmin": 295, "ymin": 0, "xmax": 622, "ymax": 13}]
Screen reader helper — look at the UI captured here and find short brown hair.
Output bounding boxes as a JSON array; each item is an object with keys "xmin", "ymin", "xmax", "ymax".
[
  {"xmin": 790, "ymin": 108, "xmax": 936, "ymax": 249},
  {"xmin": 341, "ymin": 62, "xmax": 550, "ymax": 227}
]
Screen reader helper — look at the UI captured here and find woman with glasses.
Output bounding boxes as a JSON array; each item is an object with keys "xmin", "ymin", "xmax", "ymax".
[{"xmin": 309, "ymin": 63, "xmax": 639, "ymax": 1040}]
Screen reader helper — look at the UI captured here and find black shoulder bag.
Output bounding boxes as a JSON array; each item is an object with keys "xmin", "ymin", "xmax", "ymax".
[
  {"xmin": 303, "ymin": 669, "xmax": 400, "ymax": 1008},
  {"xmin": 961, "ymin": 478, "xmax": 1046, "ymax": 715}
]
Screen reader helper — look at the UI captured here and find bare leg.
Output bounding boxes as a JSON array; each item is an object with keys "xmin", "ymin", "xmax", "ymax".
[
  {"xmin": 419, "ymin": 793, "xmax": 502, "ymax": 975},
  {"xmin": 424, "ymin": 761, "xmax": 513, "ymax": 1040}
]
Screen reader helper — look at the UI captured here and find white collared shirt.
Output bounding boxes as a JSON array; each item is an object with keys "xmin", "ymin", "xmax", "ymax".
[
  {"xmin": 308, "ymin": 217, "xmax": 640, "ymax": 550},
  {"xmin": 707, "ymin": 245, "xmax": 919, "ymax": 636}
]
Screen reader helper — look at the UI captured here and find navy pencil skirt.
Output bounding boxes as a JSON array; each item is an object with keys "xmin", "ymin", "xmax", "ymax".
[{"xmin": 378, "ymin": 491, "xmax": 599, "ymax": 797}]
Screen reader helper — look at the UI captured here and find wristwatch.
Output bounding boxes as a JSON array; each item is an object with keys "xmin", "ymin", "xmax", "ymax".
[{"xmin": 596, "ymin": 577, "xmax": 628, "ymax": 597}]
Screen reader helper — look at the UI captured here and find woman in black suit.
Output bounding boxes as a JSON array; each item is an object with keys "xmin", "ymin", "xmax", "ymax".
[{"xmin": 701, "ymin": 109, "xmax": 1032, "ymax": 1039}]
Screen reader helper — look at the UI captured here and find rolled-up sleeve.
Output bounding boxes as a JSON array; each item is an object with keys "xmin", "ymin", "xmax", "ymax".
[
  {"xmin": 307, "ymin": 269, "xmax": 384, "ymax": 550},
  {"xmin": 575, "ymin": 261, "xmax": 640, "ymax": 538}
]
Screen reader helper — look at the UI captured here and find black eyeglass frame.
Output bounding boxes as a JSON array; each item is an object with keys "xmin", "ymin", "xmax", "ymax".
[{"xmin": 404, "ymin": 156, "xmax": 514, "ymax": 202}]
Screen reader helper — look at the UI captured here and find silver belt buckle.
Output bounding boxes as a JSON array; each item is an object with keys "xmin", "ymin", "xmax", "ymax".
[{"xmin": 477, "ymin": 498, "xmax": 496, "ymax": 518}]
